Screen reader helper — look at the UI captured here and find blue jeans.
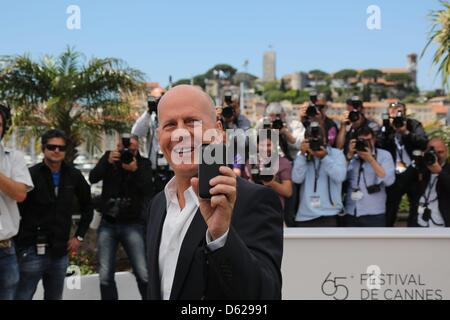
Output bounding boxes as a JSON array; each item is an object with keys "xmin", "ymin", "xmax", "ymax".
[
  {"xmin": 15, "ymin": 246, "xmax": 69, "ymax": 300},
  {"xmin": 97, "ymin": 221, "xmax": 148, "ymax": 300},
  {"xmin": 0, "ymin": 244, "xmax": 20, "ymax": 300}
]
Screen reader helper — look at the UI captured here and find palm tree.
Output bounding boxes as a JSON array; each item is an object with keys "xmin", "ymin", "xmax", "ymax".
[
  {"xmin": 422, "ymin": 1, "xmax": 450, "ymax": 92},
  {"xmin": 0, "ymin": 47, "xmax": 145, "ymax": 162}
]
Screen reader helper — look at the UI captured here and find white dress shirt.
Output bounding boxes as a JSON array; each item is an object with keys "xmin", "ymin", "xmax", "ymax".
[
  {"xmin": 0, "ymin": 144, "xmax": 34, "ymax": 240},
  {"xmin": 159, "ymin": 177, "xmax": 228, "ymax": 300}
]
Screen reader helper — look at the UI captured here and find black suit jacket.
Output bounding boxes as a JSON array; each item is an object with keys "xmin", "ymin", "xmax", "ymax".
[{"xmin": 145, "ymin": 177, "xmax": 283, "ymax": 300}]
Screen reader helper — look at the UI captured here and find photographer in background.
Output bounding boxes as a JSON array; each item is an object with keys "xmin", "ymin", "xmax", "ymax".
[
  {"xmin": 292, "ymin": 122, "xmax": 347, "ymax": 227},
  {"xmin": 245, "ymin": 132, "xmax": 293, "ymax": 210},
  {"xmin": 15, "ymin": 129, "xmax": 92, "ymax": 300},
  {"xmin": 301, "ymin": 93, "xmax": 338, "ymax": 147},
  {"xmin": 132, "ymin": 93, "xmax": 173, "ymax": 194},
  {"xmin": 378, "ymin": 102, "xmax": 428, "ymax": 226},
  {"xmin": 343, "ymin": 127, "xmax": 395, "ymax": 227},
  {"xmin": 405, "ymin": 138, "xmax": 450, "ymax": 227},
  {"xmin": 256, "ymin": 102, "xmax": 305, "ymax": 161},
  {"xmin": 89, "ymin": 134, "xmax": 152, "ymax": 300},
  {"xmin": 221, "ymin": 92, "xmax": 251, "ymax": 131},
  {"xmin": 336, "ymin": 97, "xmax": 380, "ymax": 154}
]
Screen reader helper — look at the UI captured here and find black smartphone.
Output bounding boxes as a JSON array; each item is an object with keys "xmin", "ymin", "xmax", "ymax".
[{"xmin": 198, "ymin": 143, "xmax": 227, "ymax": 199}]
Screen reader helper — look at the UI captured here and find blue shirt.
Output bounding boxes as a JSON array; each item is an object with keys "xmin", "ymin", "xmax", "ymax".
[
  {"xmin": 52, "ymin": 171, "xmax": 61, "ymax": 188},
  {"xmin": 52, "ymin": 171, "xmax": 61, "ymax": 196},
  {"xmin": 292, "ymin": 147, "xmax": 347, "ymax": 221},
  {"xmin": 345, "ymin": 148, "xmax": 395, "ymax": 216}
]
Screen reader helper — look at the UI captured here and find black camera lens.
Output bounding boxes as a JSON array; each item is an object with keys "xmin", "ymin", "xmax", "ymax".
[
  {"xmin": 309, "ymin": 138, "xmax": 322, "ymax": 152},
  {"xmin": 122, "ymin": 137, "xmax": 131, "ymax": 148},
  {"xmin": 356, "ymin": 139, "xmax": 369, "ymax": 152},
  {"xmin": 272, "ymin": 118, "xmax": 283, "ymax": 130},
  {"xmin": 147, "ymin": 96, "xmax": 158, "ymax": 114},
  {"xmin": 348, "ymin": 110, "xmax": 360, "ymax": 123},
  {"xmin": 222, "ymin": 106, "xmax": 234, "ymax": 119},
  {"xmin": 306, "ymin": 105, "xmax": 318, "ymax": 118},
  {"xmin": 120, "ymin": 149, "xmax": 134, "ymax": 165},
  {"xmin": 424, "ymin": 149, "xmax": 437, "ymax": 166},
  {"xmin": 393, "ymin": 114, "xmax": 406, "ymax": 128},
  {"xmin": 260, "ymin": 174, "xmax": 274, "ymax": 182}
]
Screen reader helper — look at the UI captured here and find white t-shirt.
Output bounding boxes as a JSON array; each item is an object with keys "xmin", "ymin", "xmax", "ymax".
[{"xmin": 0, "ymin": 145, "xmax": 34, "ymax": 240}]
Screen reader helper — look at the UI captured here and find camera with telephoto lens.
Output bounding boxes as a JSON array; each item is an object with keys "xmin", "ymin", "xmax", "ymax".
[
  {"xmin": 106, "ymin": 197, "xmax": 132, "ymax": 219},
  {"xmin": 306, "ymin": 92, "xmax": 320, "ymax": 118},
  {"xmin": 310, "ymin": 92, "xmax": 318, "ymax": 104},
  {"xmin": 250, "ymin": 162, "xmax": 274, "ymax": 184},
  {"xmin": 222, "ymin": 93, "xmax": 234, "ymax": 119},
  {"xmin": 348, "ymin": 97, "xmax": 362, "ymax": 123},
  {"xmin": 147, "ymin": 96, "xmax": 159, "ymax": 114},
  {"xmin": 306, "ymin": 105, "xmax": 319, "ymax": 118},
  {"xmin": 355, "ymin": 139, "xmax": 369, "ymax": 152},
  {"xmin": 119, "ymin": 134, "xmax": 134, "ymax": 165},
  {"xmin": 272, "ymin": 114, "xmax": 284, "ymax": 130},
  {"xmin": 393, "ymin": 111, "xmax": 406, "ymax": 129},
  {"xmin": 307, "ymin": 122, "xmax": 323, "ymax": 152},
  {"xmin": 380, "ymin": 113, "xmax": 393, "ymax": 137},
  {"xmin": 424, "ymin": 147, "xmax": 438, "ymax": 166},
  {"xmin": 381, "ymin": 113, "xmax": 390, "ymax": 127}
]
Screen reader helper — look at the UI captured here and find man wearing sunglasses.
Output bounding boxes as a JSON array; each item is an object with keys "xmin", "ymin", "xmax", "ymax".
[
  {"xmin": 15, "ymin": 129, "xmax": 93, "ymax": 300},
  {"xmin": 0, "ymin": 105, "xmax": 34, "ymax": 300}
]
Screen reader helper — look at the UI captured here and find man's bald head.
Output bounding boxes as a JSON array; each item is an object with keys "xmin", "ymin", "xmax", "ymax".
[{"xmin": 158, "ymin": 85, "xmax": 216, "ymax": 124}]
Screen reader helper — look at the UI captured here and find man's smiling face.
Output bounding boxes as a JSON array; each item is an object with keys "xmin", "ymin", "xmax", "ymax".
[{"xmin": 157, "ymin": 85, "xmax": 223, "ymax": 179}]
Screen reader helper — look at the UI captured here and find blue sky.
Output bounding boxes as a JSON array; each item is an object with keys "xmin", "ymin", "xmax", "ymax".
[{"xmin": 0, "ymin": 0, "xmax": 445, "ymax": 90}]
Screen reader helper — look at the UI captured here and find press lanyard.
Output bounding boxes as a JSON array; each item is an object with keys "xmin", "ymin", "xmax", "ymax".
[
  {"xmin": 356, "ymin": 159, "xmax": 377, "ymax": 189},
  {"xmin": 423, "ymin": 176, "xmax": 439, "ymax": 206},
  {"xmin": 313, "ymin": 159, "xmax": 322, "ymax": 193}
]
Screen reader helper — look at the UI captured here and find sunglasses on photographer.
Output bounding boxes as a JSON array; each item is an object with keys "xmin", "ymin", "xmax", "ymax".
[{"xmin": 45, "ymin": 144, "xmax": 67, "ymax": 152}]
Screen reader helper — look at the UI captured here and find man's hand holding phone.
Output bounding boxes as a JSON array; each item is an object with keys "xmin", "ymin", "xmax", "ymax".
[
  {"xmin": 191, "ymin": 143, "xmax": 237, "ymax": 241},
  {"xmin": 191, "ymin": 166, "xmax": 236, "ymax": 241}
]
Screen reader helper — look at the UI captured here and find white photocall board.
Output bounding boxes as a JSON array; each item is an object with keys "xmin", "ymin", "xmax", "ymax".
[
  {"xmin": 282, "ymin": 228, "xmax": 450, "ymax": 300},
  {"xmin": 34, "ymin": 228, "xmax": 450, "ymax": 300}
]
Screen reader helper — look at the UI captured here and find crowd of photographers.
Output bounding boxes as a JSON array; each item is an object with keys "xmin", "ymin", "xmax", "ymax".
[
  {"xmin": 254, "ymin": 94, "xmax": 449, "ymax": 229},
  {"xmin": 1, "ymin": 89, "xmax": 449, "ymax": 300}
]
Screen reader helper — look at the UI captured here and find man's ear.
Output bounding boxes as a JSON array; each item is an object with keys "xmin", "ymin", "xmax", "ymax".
[
  {"xmin": 215, "ymin": 120, "xmax": 224, "ymax": 132},
  {"xmin": 214, "ymin": 120, "xmax": 225, "ymax": 144}
]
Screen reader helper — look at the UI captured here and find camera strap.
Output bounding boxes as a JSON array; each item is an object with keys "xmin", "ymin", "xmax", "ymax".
[
  {"xmin": 422, "ymin": 175, "xmax": 439, "ymax": 207},
  {"xmin": 313, "ymin": 159, "xmax": 322, "ymax": 193},
  {"xmin": 148, "ymin": 122, "xmax": 157, "ymax": 165},
  {"xmin": 356, "ymin": 161, "xmax": 376, "ymax": 190}
]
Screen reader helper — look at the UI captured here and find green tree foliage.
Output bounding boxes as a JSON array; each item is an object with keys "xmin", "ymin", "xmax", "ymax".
[
  {"xmin": 0, "ymin": 47, "xmax": 145, "ymax": 162},
  {"xmin": 333, "ymin": 69, "xmax": 358, "ymax": 81},
  {"xmin": 422, "ymin": 1, "xmax": 450, "ymax": 92}
]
